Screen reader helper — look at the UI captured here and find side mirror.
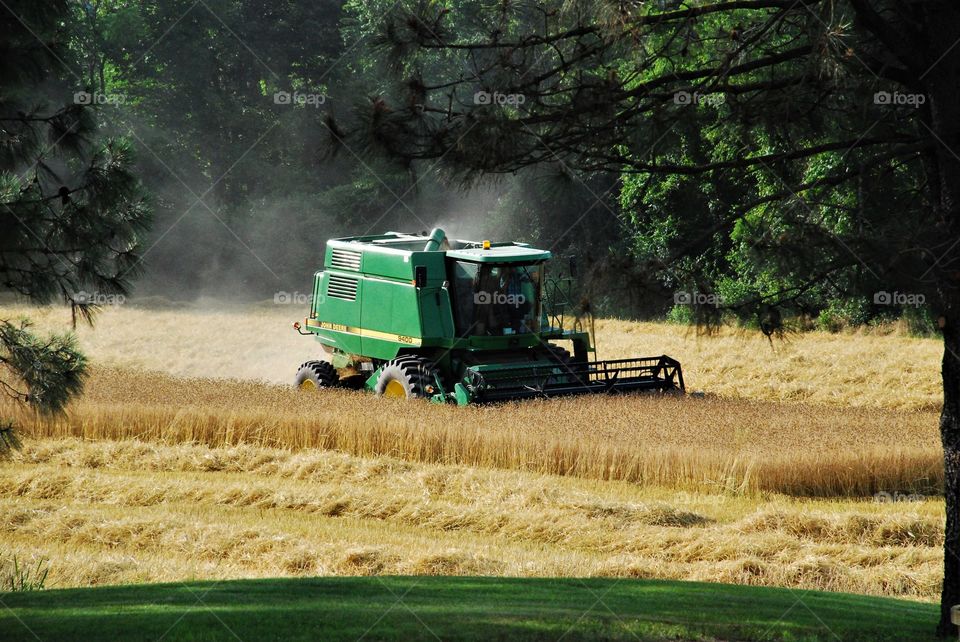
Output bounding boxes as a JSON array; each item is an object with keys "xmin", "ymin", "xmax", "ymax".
[{"xmin": 415, "ymin": 265, "xmax": 428, "ymax": 288}]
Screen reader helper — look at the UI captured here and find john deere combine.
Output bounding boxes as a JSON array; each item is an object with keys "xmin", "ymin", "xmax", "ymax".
[{"xmin": 292, "ymin": 229, "xmax": 683, "ymax": 404}]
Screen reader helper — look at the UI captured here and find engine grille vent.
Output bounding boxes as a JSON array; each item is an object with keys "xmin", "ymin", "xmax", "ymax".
[
  {"xmin": 326, "ymin": 275, "xmax": 359, "ymax": 301},
  {"xmin": 330, "ymin": 248, "xmax": 362, "ymax": 271}
]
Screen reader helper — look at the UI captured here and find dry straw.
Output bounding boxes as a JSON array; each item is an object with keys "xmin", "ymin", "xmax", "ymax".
[{"xmin": 11, "ymin": 366, "xmax": 942, "ymax": 497}]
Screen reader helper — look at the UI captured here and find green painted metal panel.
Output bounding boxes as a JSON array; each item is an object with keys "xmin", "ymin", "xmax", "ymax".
[
  {"xmin": 418, "ymin": 287, "xmax": 455, "ymax": 338},
  {"xmin": 311, "ymin": 326, "xmax": 363, "ymax": 355},
  {"xmin": 310, "ymin": 270, "xmax": 364, "ymax": 354},
  {"xmin": 360, "ymin": 277, "xmax": 423, "ymax": 357},
  {"xmin": 362, "ymin": 249, "xmax": 447, "ymax": 283},
  {"xmin": 361, "ymin": 336, "xmax": 404, "ymax": 360},
  {"xmin": 311, "ymin": 271, "xmax": 322, "ymax": 318},
  {"xmin": 326, "ymin": 239, "xmax": 447, "ymax": 283},
  {"xmin": 320, "ymin": 271, "xmax": 361, "ymax": 325}
]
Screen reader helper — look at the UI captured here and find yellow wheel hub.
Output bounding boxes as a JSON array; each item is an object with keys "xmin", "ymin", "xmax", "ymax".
[
  {"xmin": 299, "ymin": 379, "xmax": 318, "ymax": 391},
  {"xmin": 384, "ymin": 379, "xmax": 407, "ymax": 398}
]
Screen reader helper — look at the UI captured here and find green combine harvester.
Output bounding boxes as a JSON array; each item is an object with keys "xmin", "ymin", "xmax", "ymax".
[{"xmin": 292, "ymin": 228, "xmax": 683, "ymax": 404}]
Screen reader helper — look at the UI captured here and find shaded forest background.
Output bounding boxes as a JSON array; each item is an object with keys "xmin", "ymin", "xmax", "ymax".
[
  {"xmin": 2, "ymin": 0, "xmax": 933, "ymax": 332},
  {"xmin": 48, "ymin": 1, "xmax": 628, "ymax": 309}
]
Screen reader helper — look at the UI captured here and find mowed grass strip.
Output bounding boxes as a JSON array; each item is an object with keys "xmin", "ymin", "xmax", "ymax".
[{"xmin": 0, "ymin": 576, "xmax": 939, "ymax": 642}]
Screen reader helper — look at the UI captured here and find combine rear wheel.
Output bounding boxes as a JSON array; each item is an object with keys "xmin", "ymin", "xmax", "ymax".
[
  {"xmin": 375, "ymin": 356, "xmax": 438, "ymax": 399},
  {"xmin": 295, "ymin": 360, "xmax": 339, "ymax": 391}
]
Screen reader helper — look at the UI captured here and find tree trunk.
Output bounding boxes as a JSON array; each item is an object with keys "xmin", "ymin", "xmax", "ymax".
[
  {"xmin": 921, "ymin": 3, "xmax": 960, "ymax": 636},
  {"xmin": 939, "ymin": 321, "xmax": 960, "ymax": 636}
]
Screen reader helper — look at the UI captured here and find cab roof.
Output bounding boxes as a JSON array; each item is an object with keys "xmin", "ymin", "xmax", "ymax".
[{"xmin": 446, "ymin": 246, "xmax": 551, "ymax": 263}]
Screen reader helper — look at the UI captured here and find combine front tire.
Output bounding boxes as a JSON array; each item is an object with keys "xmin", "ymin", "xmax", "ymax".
[
  {"xmin": 295, "ymin": 361, "xmax": 339, "ymax": 391},
  {"xmin": 375, "ymin": 357, "xmax": 438, "ymax": 399}
]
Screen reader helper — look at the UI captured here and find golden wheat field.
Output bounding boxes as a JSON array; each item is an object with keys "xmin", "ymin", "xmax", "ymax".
[
  {"xmin": 0, "ymin": 301, "xmax": 949, "ymax": 601},
  {"xmin": 15, "ymin": 367, "xmax": 941, "ymax": 496},
  {"xmin": 1, "ymin": 301, "xmax": 943, "ymax": 410}
]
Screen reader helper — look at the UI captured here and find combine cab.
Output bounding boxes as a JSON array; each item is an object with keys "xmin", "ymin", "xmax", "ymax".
[{"xmin": 293, "ymin": 228, "xmax": 683, "ymax": 404}]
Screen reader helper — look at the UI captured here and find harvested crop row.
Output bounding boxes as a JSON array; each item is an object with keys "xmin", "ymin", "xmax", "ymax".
[{"xmin": 0, "ymin": 439, "xmax": 943, "ymax": 600}]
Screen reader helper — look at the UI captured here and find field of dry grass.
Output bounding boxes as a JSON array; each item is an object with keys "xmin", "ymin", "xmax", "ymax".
[
  {"xmin": 1, "ymin": 438, "xmax": 943, "ymax": 600},
  {"xmin": 0, "ymin": 301, "xmax": 943, "ymax": 410},
  {"xmin": 594, "ymin": 319, "xmax": 943, "ymax": 412},
  {"xmin": 0, "ymin": 301, "xmax": 948, "ymax": 602},
  {"xmin": 13, "ymin": 367, "xmax": 941, "ymax": 497}
]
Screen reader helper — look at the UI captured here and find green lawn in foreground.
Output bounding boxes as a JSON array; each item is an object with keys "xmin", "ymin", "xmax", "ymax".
[{"xmin": 0, "ymin": 576, "xmax": 940, "ymax": 641}]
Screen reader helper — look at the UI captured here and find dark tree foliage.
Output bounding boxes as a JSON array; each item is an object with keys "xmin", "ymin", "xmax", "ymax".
[
  {"xmin": 334, "ymin": 0, "xmax": 960, "ymax": 634},
  {"xmin": 78, "ymin": 0, "xmax": 357, "ymax": 296},
  {"xmin": 0, "ymin": 0, "xmax": 149, "ymax": 435},
  {"xmin": 0, "ymin": 320, "xmax": 85, "ymax": 414}
]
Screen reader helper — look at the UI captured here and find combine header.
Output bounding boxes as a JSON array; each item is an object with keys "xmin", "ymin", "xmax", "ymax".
[{"xmin": 292, "ymin": 229, "xmax": 683, "ymax": 404}]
